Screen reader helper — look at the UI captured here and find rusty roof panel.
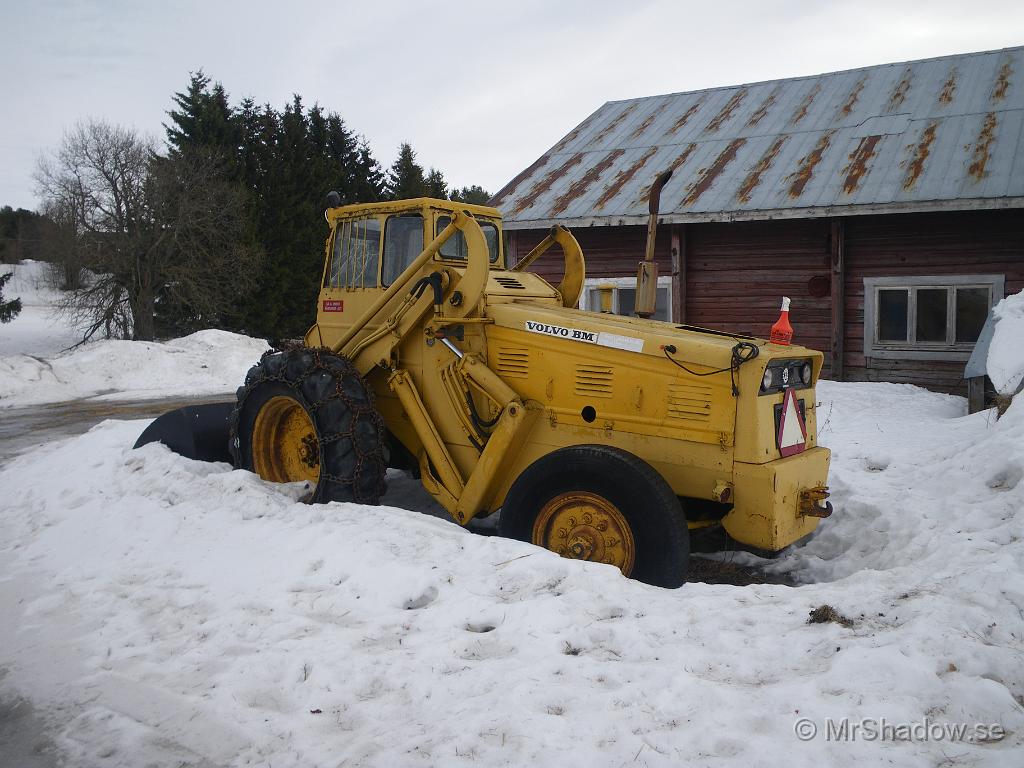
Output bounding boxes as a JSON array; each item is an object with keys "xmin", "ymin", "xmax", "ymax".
[
  {"xmin": 903, "ymin": 121, "xmax": 939, "ymax": 190},
  {"xmin": 684, "ymin": 139, "xmax": 746, "ymax": 204},
  {"xmin": 788, "ymin": 132, "xmax": 835, "ymax": 198},
  {"xmin": 992, "ymin": 56, "xmax": 1014, "ymax": 101},
  {"xmin": 939, "ymin": 67, "xmax": 958, "ymax": 106},
  {"xmin": 508, "ymin": 153, "xmax": 584, "ymax": 216},
  {"xmin": 886, "ymin": 67, "xmax": 913, "ymax": 112},
  {"xmin": 496, "ymin": 47, "xmax": 1024, "ymax": 227},
  {"xmin": 705, "ymin": 88, "xmax": 749, "ymax": 133},
  {"xmin": 590, "ymin": 103, "xmax": 638, "ymax": 148},
  {"xmin": 747, "ymin": 85, "xmax": 782, "ymax": 128},
  {"xmin": 549, "ymin": 150, "xmax": 626, "ymax": 216},
  {"xmin": 838, "ymin": 77, "xmax": 868, "ymax": 119},
  {"xmin": 968, "ymin": 113, "xmax": 998, "ymax": 182},
  {"xmin": 842, "ymin": 135, "xmax": 882, "ymax": 195},
  {"xmin": 629, "ymin": 98, "xmax": 672, "ymax": 140},
  {"xmin": 595, "ymin": 146, "xmax": 658, "ymax": 210},
  {"xmin": 1002, "ymin": 111, "xmax": 1024, "ymax": 198},
  {"xmin": 666, "ymin": 97, "xmax": 706, "ymax": 137},
  {"xmin": 634, "ymin": 143, "xmax": 699, "ymax": 207},
  {"xmin": 737, "ymin": 136, "xmax": 788, "ymax": 203},
  {"xmin": 790, "ymin": 81, "xmax": 822, "ymax": 126}
]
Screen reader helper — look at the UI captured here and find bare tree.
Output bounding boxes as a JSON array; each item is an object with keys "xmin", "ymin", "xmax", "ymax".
[{"xmin": 34, "ymin": 120, "xmax": 261, "ymax": 342}]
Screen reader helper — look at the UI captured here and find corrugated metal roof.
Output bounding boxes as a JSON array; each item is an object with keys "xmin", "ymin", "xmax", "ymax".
[{"xmin": 492, "ymin": 47, "xmax": 1024, "ymax": 229}]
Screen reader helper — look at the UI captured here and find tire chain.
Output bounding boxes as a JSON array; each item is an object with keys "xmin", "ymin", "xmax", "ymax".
[{"xmin": 228, "ymin": 346, "xmax": 387, "ymax": 504}]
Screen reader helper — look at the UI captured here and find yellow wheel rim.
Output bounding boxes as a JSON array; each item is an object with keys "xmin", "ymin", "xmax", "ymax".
[
  {"xmin": 252, "ymin": 395, "xmax": 320, "ymax": 485},
  {"xmin": 532, "ymin": 491, "xmax": 635, "ymax": 576}
]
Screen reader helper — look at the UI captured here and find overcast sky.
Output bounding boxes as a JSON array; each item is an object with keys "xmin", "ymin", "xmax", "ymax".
[{"xmin": 2, "ymin": 0, "xmax": 1022, "ymax": 210}]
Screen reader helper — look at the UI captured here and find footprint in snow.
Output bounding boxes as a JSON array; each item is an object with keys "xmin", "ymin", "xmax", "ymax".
[
  {"xmin": 986, "ymin": 464, "xmax": 1022, "ymax": 492},
  {"xmin": 403, "ymin": 586, "xmax": 438, "ymax": 610},
  {"xmin": 864, "ymin": 455, "xmax": 891, "ymax": 472}
]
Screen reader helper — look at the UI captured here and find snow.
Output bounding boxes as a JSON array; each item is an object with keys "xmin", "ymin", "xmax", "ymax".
[
  {"xmin": 987, "ymin": 290, "xmax": 1024, "ymax": 395},
  {"xmin": 1, "ymin": 380, "xmax": 1022, "ymax": 766},
  {"xmin": 0, "ymin": 260, "xmax": 270, "ymax": 407},
  {"xmin": 0, "ymin": 326, "xmax": 269, "ymax": 408},
  {"xmin": 0, "ymin": 260, "xmax": 80, "ymax": 357}
]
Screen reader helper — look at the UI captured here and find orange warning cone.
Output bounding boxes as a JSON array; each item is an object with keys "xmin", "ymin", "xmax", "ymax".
[{"xmin": 770, "ymin": 297, "xmax": 793, "ymax": 345}]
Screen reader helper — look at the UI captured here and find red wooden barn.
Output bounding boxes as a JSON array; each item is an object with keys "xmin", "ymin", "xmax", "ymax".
[{"xmin": 491, "ymin": 47, "xmax": 1024, "ymax": 393}]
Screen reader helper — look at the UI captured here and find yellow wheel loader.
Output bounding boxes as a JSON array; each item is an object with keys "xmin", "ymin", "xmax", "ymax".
[{"xmin": 136, "ymin": 194, "xmax": 831, "ymax": 588}]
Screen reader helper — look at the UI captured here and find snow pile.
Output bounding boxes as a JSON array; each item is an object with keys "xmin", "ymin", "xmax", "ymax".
[
  {"xmin": 0, "ymin": 328, "xmax": 269, "ymax": 407},
  {"xmin": 987, "ymin": 290, "xmax": 1024, "ymax": 395},
  {"xmin": 0, "ymin": 259, "xmax": 79, "ymax": 356},
  {"xmin": 0, "ymin": 381, "xmax": 1022, "ymax": 766}
]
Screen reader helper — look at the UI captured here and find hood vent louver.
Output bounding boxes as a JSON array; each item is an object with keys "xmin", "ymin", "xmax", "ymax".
[
  {"xmin": 495, "ymin": 347, "xmax": 530, "ymax": 379},
  {"xmin": 494, "ymin": 276, "xmax": 526, "ymax": 290},
  {"xmin": 575, "ymin": 364, "xmax": 614, "ymax": 398},
  {"xmin": 666, "ymin": 382, "xmax": 713, "ymax": 423}
]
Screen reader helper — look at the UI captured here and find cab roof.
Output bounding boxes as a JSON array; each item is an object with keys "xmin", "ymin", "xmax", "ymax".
[{"xmin": 326, "ymin": 197, "xmax": 502, "ymax": 224}]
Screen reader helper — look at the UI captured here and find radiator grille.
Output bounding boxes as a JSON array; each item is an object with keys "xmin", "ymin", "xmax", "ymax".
[
  {"xmin": 666, "ymin": 382, "xmax": 713, "ymax": 422},
  {"xmin": 574, "ymin": 365, "xmax": 614, "ymax": 398},
  {"xmin": 495, "ymin": 347, "xmax": 529, "ymax": 379}
]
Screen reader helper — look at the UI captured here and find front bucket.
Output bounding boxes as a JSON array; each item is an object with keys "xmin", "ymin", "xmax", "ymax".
[{"xmin": 133, "ymin": 402, "xmax": 236, "ymax": 463}]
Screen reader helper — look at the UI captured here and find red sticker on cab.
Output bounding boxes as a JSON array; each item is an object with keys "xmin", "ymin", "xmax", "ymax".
[{"xmin": 322, "ymin": 299, "xmax": 344, "ymax": 312}]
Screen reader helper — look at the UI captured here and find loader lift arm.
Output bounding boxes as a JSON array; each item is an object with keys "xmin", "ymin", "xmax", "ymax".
[{"xmin": 332, "ymin": 210, "xmax": 540, "ymax": 523}]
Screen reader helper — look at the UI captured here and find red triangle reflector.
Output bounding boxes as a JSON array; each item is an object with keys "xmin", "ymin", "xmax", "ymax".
[{"xmin": 778, "ymin": 387, "xmax": 807, "ymax": 457}]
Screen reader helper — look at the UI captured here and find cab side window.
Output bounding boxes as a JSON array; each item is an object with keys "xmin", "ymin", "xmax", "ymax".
[
  {"xmin": 382, "ymin": 214, "xmax": 424, "ymax": 286},
  {"xmin": 326, "ymin": 217, "xmax": 381, "ymax": 289},
  {"xmin": 436, "ymin": 215, "xmax": 499, "ymax": 263}
]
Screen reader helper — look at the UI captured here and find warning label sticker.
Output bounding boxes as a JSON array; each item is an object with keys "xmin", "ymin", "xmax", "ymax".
[
  {"xmin": 322, "ymin": 299, "xmax": 344, "ymax": 312},
  {"xmin": 524, "ymin": 321, "xmax": 644, "ymax": 353}
]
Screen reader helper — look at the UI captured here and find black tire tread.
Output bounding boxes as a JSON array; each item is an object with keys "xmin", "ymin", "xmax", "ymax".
[
  {"xmin": 229, "ymin": 347, "xmax": 387, "ymax": 504},
  {"xmin": 498, "ymin": 445, "xmax": 689, "ymax": 587}
]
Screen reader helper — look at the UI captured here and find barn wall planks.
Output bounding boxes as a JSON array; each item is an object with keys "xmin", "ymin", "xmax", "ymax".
[
  {"xmin": 842, "ymin": 209, "xmax": 1024, "ymax": 392},
  {"xmin": 683, "ymin": 218, "xmax": 832, "ymax": 359}
]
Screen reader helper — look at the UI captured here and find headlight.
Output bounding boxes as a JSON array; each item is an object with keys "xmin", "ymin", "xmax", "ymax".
[
  {"xmin": 759, "ymin": 359, "xmax": 814, "ymax": 395},
  {"xmin": 801, "ymin": 362, "xmax": 812, "ymax": 385}
]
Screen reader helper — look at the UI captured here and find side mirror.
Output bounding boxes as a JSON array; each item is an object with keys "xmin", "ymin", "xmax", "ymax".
[{"xmin": 324, "ymin": 190, "xmax": 342, "ymax": 209}]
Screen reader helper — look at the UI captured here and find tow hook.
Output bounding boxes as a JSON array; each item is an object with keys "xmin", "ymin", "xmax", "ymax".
[{"xmin": 799, "ymin": 486, "xmax": 832, "ymax": 518}]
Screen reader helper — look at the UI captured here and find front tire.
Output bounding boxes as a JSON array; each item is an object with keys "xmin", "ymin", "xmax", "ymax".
[
  {"xmin": 498, "ymin": 445, "xmax": 689, "ymax": 587},
  {"xmin": 229, "ymin": 348, "xmax": 387, "ymax": 504}
]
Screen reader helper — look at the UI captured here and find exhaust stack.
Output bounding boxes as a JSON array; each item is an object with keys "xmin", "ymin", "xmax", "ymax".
[{"xmin": 635, "ymin": 169, "xmax": 673, "ymax": 318}]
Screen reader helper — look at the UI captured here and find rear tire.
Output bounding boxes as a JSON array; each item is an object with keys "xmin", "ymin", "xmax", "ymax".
[
  {"xmin": 498, "ymin": 445, "xmax": 689, "ymax": 587},
  {"xmin": 229, "ymin": 348, "xmax": 387, "ymax": 504}
]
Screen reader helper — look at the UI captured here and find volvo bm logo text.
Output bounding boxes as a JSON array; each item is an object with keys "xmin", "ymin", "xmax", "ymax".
[{"xmin": 525, "ymin": 321, "xmax": 596, "ymax": 342}]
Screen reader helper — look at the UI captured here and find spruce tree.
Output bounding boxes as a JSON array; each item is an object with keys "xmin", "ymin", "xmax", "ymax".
[
  {"xmin": 0, "ymin": 271, "xmax": 23, "ymax": 323},
  {"xmin": 425, "ymin": 168, "xmax": 448, "ymax": 199},
  {"xmin": 166, "ymin": 73, "xmax": 236, "ymax": 155},
  {"xmin": 385, "ymin": 143, "xmax": 427, "ymax": 200},
  {"xmin": 451, "ymin": 185, "xmax": 492, "ymax": 205}
]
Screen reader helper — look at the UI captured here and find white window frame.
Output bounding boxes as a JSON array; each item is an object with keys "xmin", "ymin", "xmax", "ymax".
[
  {"xmin": 578, "ymin": 276, "xmax": 674, "ymax": 321},
  {"xmin": 863, "ymin": 274, "xmax": 1004, "ymax": 362}
]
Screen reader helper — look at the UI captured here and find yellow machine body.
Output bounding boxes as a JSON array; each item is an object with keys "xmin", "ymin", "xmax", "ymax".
[{"xmin": 304, "ymin": 198, "xmax": 830, "ymax": 552}]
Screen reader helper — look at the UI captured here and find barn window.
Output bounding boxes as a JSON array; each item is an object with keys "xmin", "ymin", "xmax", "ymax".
[
  {"xmin": 578, "ymin": 276, "xmax": 673, "ymax": 322},
  {"xmin": 863, "ymin": 275, "xmax": 1004, "ymax": 361}
]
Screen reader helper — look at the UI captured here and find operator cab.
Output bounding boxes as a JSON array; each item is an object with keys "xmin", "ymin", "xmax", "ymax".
[{"xmin": 322, "ymin": 198, "xmax": 505, "ymax": 294}]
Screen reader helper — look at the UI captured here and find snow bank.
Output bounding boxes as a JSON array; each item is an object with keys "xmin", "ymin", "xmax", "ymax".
[
  {"xmin": 0, "ymin": 259, "xmax": 80, "ymax": 356},
  {"xmin": 987, "ymin": 290, "xmax": 1024, "ymax": 395},
  {"xmin": 0, "ymin": 381, "xmax": 1022, "ymax": 766},
  {"xmin": 0, "ymin": 328, "xmax": 269, "ymax": 407}
]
